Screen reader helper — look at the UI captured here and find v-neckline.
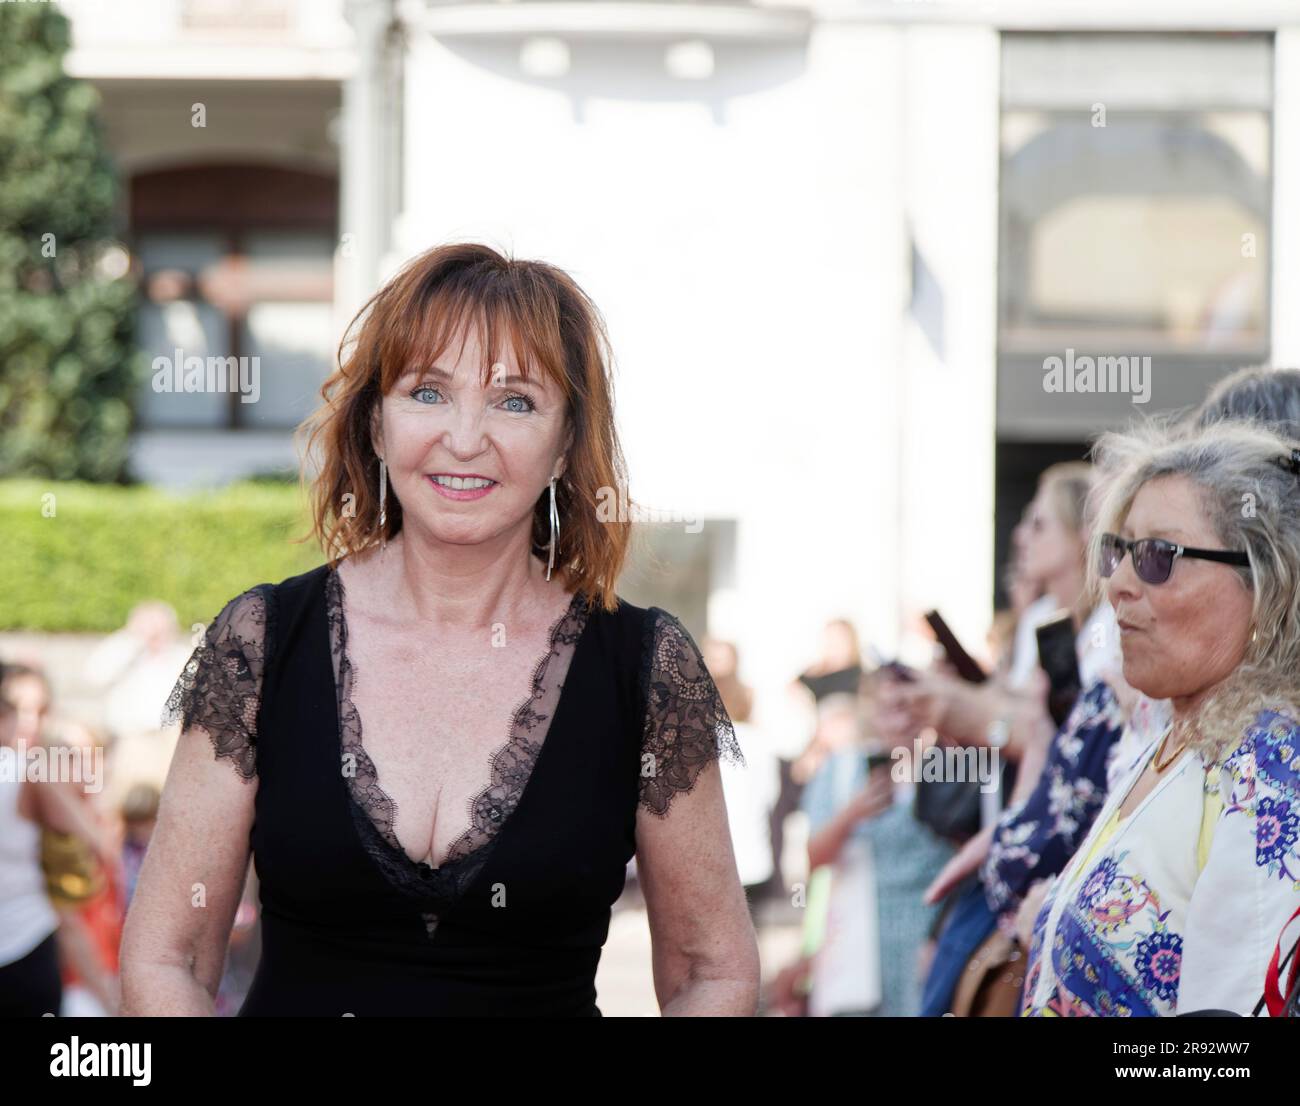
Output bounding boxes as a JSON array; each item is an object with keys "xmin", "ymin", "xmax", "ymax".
[
  {"xmin": 1063, "ymin": 729, "xmax": 1194, "ymax": 893},
  {"xmin": 326, "ymin": 563, "xmax": 591, "ymax": 878},
  {"xmin": 1111, "ymin": 725, "xmax": 1189, "ymax": 826}
]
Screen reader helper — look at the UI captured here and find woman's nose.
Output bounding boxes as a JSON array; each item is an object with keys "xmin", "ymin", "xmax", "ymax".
[
  {"xmin": 1106, "ymin": 549, "xmax": 1142, "ymax": 605},
  {"xmin": 442, "ymin": 401, "xmax": 488, "ymax": 458}
]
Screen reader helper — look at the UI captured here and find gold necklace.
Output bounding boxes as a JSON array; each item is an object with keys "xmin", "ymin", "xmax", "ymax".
[{"xmin": 1153, "ymin": 724, "xmax": 1187, "ymax": 773}]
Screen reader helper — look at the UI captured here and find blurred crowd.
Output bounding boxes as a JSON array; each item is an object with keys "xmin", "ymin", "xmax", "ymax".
[
  {"xmin": 712, "ymin": 366, "xmax": 1300, "ymax": 1018},
  {"xmin": 0, "ymin": 605, "xmax": 259, "ymax": 1016},
  {"xmin": 746, "ymin": 364, "xmax": 1300, "ymax": 1016}
]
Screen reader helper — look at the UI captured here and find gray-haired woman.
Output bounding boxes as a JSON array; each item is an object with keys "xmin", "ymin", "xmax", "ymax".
[{"xmin": 1021, "ymin": 419, "xmax": 1300, "ymax": 1016}]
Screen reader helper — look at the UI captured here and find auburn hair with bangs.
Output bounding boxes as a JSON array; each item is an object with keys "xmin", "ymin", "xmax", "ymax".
[{"xmin": 298, "ymin": 242, "xmax": 632, "ymax": 612}]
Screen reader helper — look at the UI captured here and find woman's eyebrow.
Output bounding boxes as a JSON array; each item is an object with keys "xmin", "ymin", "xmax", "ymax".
[{"xmin": 412, "ymin": 365, "xmax": 536, "ymax": 387}]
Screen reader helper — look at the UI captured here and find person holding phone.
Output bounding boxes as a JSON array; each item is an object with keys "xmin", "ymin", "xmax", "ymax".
[
  {"xmin": 801, "ymin": 692, "xmax": 955, "ymax": 1016},
  {"xmin": 907, "ymin": 462, "xmax": 1121, "ymax": 1015},
  {"xmin": 873, "ymin": 463, "xmax": 1099, "ymax": 766}
]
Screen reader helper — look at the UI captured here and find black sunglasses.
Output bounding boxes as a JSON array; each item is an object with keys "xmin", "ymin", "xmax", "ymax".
[{"xmin": 1099, "ymin": 532, "xmax": 1250, "ymax": 585}]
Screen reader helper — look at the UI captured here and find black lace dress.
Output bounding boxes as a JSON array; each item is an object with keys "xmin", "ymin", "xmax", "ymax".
[{"xmin": 162, "ymin": 563, "xmax": 743, "ymax": 1016}]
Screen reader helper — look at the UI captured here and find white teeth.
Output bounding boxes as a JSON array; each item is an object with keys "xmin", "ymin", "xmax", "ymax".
[{"xmin": 433, "ymin": 475, "xmax": 494, "ymax": 490}]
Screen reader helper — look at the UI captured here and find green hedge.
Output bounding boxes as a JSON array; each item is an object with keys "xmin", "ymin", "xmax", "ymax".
[{"xmin": 0, "ymin": 479, "xmax": 323, "ymax": 631}]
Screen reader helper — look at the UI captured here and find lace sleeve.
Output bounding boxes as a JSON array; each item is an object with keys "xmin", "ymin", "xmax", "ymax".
[
  {"xmin": 638, "ymin": 608, "xmax": 745, "ymax": 817},
  {"xmin": 161, "ymin": 585, "xmax": 273, "ymax": 782}
]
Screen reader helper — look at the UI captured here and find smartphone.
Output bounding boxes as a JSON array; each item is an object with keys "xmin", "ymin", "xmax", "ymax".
[
  {"xmin": 1035, "ymin": 614, "xmax": 1081, "ymax": 727},
  {"xmin": 924, "ymin": 610, "xmax": 988, "ymax": 684}
]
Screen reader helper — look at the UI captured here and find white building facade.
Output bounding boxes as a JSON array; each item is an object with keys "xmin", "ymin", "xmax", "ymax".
[{"xmin": 62, "ymin": 0, "xmax": 1300, "ymax": 715}]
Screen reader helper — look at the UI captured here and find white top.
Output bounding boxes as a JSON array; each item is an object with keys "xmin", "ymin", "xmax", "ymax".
[
  {"xmin": 1076, "ymin": 601, "xmax": 1122, "ymax": 690},
  {"xmin": 719, "ymin": 720, "xmax": 779, "ymax": 887},
  {"xmin": 85, "ymin": 631, "xmax": 192, "ymax": 740},
  {"xmin": 1021, "ymin": 708, "xmax": 1300, "ymax": 1016},
  {"xmin": 990, "ymin": 599, "xmax": 1123, "ymax": 828},
  {"xmin": 0, "ymin": 776, "xmax": 60, "ymax": 966},
  {"xmin": 1010, "ymin": 597, "xmax": 1122, "ymax": 693},
  {"xmin": 1007, "ymin": 594, "xmax": 1060, "ymax": 690}
]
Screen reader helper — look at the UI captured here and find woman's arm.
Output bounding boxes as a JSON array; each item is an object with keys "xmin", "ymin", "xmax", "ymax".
[
  {"xmin": 118, "ymin": 720, "xmax": 256, "ymax": 1015},
  {"xmin": 636, "ymin": 609, "xmax": 759, "ymax": 1015},
  {"xmin": 924, "ymin": 821, "xmax": 996, "ymax": 905},
  {"xmin": 635, "ymin": 763, "xmax": 760, "ymax": 1016},
  {"xmin": 119, "ymin": 584, "xmax": 268, "ymax": 1016},
  {"xmin": 872, "ymin": 669, "xmax": 1053, "ymax": 761}
]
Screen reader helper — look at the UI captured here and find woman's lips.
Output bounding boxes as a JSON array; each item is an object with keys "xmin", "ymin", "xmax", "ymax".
[{"xmin": 426, "ymin": 474, "xmax": 497, "ymax": 501}]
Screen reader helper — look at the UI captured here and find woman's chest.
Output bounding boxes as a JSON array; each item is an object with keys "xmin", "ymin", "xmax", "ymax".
[
  {"xmin": 357, "ymin": 636, "xmax": 540, "ymax": 760},
  {"xmin": 1062, "ymin": 758, "xmax": 1205, "ymax": 906},
  {"xmin": 342, "ymin": 617, "xmax": 576, "ymax": 865}
]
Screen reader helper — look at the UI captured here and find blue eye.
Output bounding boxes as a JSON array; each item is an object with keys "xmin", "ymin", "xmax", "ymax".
[
  {"xmin": 410, "ymin": 385, "xmax": 442, "ymax": 404},
  {"xmin": 501, "ymin": 393, "xmax": 536, "ymax": 413}
]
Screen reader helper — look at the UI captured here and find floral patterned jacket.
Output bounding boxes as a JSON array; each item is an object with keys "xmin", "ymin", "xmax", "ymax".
[{"xmin": 1020, "ymin": 709, "xmax": 1300, "ymax": 1016}]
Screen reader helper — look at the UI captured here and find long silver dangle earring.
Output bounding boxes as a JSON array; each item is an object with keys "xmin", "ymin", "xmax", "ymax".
[
  {"xmin": 378, "ymin": 457, "xmax": 388, "ymax": 551},
  {"xmin": 546, "ymin": 476, "xmax": 560, "ymax": 581}
]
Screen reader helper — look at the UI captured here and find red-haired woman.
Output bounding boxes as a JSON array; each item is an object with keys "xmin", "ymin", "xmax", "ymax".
[{"xmin": 120, "ymin": 243, "xmax": 756, "ymax": 1016}]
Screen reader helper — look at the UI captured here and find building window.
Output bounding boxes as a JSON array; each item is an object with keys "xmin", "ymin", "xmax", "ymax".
[
  {"xmin": 130, "ymin": 164, "xmax": 338, "ymax": 431},
  {"xmin": 993, "ymin": 32, "xmax": 1273, "ymax": 604},
  {"xmin": 997, "ymin": 32, "xmax": 1272, "ymax": 442}
]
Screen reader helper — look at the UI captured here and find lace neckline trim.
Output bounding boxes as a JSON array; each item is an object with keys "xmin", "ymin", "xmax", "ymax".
[{"xmin": 325, "ymin": 564, "xmax": 592, "ymax": 882}]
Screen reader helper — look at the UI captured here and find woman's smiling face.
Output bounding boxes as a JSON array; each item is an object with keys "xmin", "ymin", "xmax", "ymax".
[{"xmin": 376, "ymin": 324, "xmax": 572, "ymax": 551}]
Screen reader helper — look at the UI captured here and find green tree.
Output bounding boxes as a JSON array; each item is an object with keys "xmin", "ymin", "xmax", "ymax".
[{"xmin": 0, "ymin": 3, "xmax": 139, "ymax": 482}]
